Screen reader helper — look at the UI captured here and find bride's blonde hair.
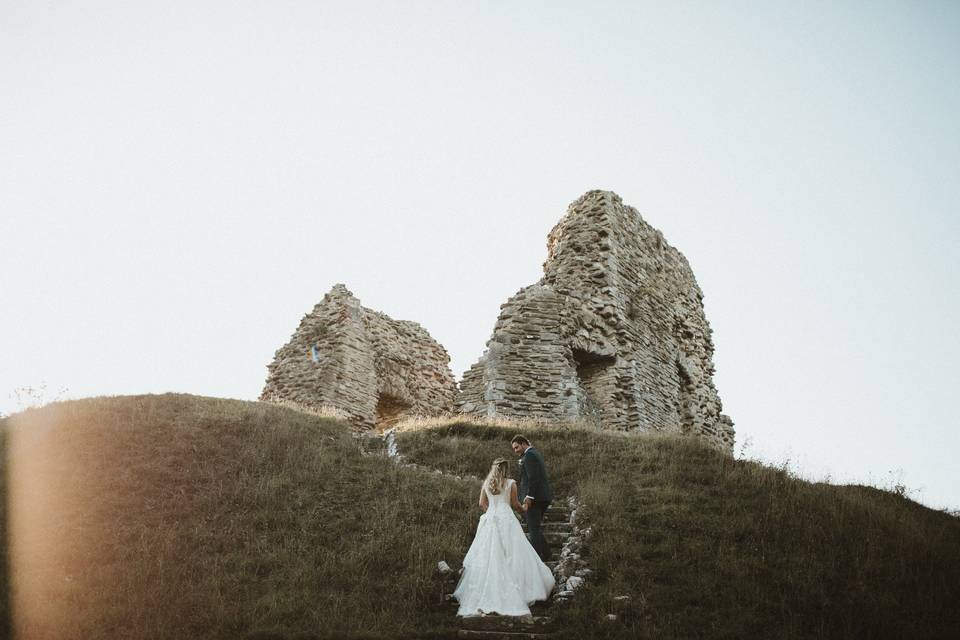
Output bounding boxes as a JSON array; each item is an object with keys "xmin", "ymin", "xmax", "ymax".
[{"xmin": 485, "ymin": 458, "xmax": 510, "ymax": 495}]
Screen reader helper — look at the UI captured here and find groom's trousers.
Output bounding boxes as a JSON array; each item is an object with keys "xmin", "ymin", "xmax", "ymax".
[{"xmin": 525, "ymin": 501, "xmax": 552, "ymax": 562}]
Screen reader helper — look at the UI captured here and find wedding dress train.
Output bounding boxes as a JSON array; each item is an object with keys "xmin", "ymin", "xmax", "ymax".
[{"xmin": 453, "ymin": 478, "xmax": 556, "ymax": 616}]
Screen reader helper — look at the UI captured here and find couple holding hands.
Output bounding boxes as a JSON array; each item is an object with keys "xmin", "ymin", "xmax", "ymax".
[{"xmin": 452, "ymin": 435, "xmax": 556, "ymax": 618}]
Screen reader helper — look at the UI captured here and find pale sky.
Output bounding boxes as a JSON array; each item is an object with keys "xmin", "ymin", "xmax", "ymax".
[{"xmin": 2, "ymin": 2, "xmax": 958, "ymax": 511}]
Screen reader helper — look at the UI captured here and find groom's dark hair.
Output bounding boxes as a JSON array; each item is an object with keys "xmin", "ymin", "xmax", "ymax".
[{"xmin": 511, "ymin": 435, "xmax": 530, "ymax": 446}]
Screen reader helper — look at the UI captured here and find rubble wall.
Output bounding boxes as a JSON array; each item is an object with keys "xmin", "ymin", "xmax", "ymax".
[
  {"xmin": 457, "ymin": 190, "xmax": 735, "ymax": 452},
  {"xmin": 261, "ymin": 284, "xmax": 457, "ymax": 430}
]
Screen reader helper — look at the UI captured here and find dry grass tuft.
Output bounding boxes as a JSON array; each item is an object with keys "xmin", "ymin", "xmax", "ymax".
[
  {"xmin": 393, "ymin": 411, "xmax": 601, "ymax": 434},
  {"xmin": 259, "ymin": 397, "xmax": 352, "ymax": 421}
]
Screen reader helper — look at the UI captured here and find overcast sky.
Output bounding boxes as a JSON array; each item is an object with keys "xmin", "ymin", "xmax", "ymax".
[{"xmin": 2, "ymin": 2, "xmax": 958, "ymax": 511}]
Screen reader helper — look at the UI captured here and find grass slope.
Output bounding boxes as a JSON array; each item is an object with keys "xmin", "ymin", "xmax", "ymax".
[
  {"xmin": 396, "ymin": 422, "xmax": 960, "ymax": 640},
  {"xmin": 3, "ymin": 396, "xmax": 958, "ymax": 639},
  {"xmin": 1, "ymin": 394, "xmax": 475, "ymax": 640}
]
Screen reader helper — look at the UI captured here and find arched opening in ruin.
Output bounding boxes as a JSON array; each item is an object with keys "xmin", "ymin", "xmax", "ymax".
[
  {"xmin": 571, "ymin": 348, "xmax": 615, "ymax": 420},
  {"xmin": 375, "ymin": 393, "xmax": 412, "ymax": 431}
]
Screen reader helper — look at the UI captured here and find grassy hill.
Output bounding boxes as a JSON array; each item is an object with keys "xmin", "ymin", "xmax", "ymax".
[
  {"xmin": 396, "ymin": 422, "xmax": 960, "ymax": 639},
  {"xmin": 2, "ymin": 394, "xmax": 959, "ymax": 639},
  {"xmin": 1, "ymin": 394, "xmax": 475, "ymax": 640}
]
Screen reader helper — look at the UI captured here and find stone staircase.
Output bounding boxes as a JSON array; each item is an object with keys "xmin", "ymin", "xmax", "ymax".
[
  {"xmin": 356, "ymin": 432, "xmax": 585, "ymax": 639},
  {"xmin": 448, "ymin": 502, "xmax": 576, "ymax": 639}
]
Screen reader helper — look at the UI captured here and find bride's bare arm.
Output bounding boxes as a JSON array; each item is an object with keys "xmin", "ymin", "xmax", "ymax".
[
  {"xmin": 479, "ymin": 485, "xmax": 489, "ymax": 511},
  {"xmin": 509, "ymin": 481, "xmax": 524, "ymax": 512}
]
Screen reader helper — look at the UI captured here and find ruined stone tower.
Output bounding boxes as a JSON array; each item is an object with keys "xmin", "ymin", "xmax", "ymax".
[
  {"xmin": 260, "ymin": 284, "xmax": 457, "ymax": 430},
  {"xmin": 457, "ymin": 190, "xmax": 735, "ymax": 452}
]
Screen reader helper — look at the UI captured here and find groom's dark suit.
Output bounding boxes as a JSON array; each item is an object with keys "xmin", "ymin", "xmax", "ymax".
[{"xmin": 519, "ymin": 446, "xmax": 553, "ymax": 562}]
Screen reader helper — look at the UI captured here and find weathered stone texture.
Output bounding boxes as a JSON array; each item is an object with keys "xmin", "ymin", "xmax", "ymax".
[
  {"xmin": 457, "ymin": 190, "xmax": 735, "ymax": 452},
  {"xmin": 260, "ymin": 284, "xmax": 457, "ymax": 430}
]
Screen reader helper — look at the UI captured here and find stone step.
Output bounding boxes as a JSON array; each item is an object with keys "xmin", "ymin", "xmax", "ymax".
[
  {"xmin": 516, "ymin": 522, "xmax": 569, "ymax": 532},
  {"xmin": 457, "ymin": 630, "xmax": 553, "ymax": 640},
  {"xmin": 519, "ymin": 512, "xmax": 568, "ymax": 521},
  {"xmin": 460, "ymin": 615, "xmax": 554, "ymax": 632},
  {"xmin": 531, "ymin": 536, "xmax": 570, "ymax": 546},
  {"xmin": 521, "ymin": 522, "xmax": 572, "ymax": 532},
  {"xmin": 518, "ymin": 532, "xmax": 570, "ymax": 546},
  {"xmin": 517, "ymin": 505, "xmax": 570, "ymax": 514},
  {"xmin": 520, "ymin": 526, "xmax": 572, "ymax": 537}
]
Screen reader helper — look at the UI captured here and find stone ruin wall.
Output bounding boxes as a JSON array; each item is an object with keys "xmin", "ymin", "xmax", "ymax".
[
  {"xmin": 260, "ymin": 190, "xmax": 734, "ymax": 452},
  {"xmin": 457, "ymin": 190, "xmax": 735, "ymax": 453},
  {"xmin": 260, "ymin": 284, "xmax": 457, "ymax": 430}
]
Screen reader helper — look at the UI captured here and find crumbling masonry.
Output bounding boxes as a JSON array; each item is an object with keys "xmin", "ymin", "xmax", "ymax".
[
  {"xmin": 457, "ymin": 190, "xmax": 735, "ymax": 452},
  {"xmin": 260, "ymin": 284, "xmax": 457, "ymax": 430},
  {"xmin": 261, "ymin": 190, "xmax": 734, "ymax": 452}
]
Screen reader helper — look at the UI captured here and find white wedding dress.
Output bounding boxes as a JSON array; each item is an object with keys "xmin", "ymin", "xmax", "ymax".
[{"xmin": 453, "ymin": 478, "xmax": 556, "ymax": 617}]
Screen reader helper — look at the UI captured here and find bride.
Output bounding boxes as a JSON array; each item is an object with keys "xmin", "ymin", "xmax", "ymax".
[{"xmin": 453, "ymin": 457, "xmax": 556, "ymax": 617}]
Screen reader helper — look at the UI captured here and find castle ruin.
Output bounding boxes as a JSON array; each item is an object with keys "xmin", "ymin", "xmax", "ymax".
[
  {"xmin": 457, "ymin": 190, "xmax": 735, "ymax": 452},
  {"xmin": 260, "ymin": 284, "xmax": 457, "ymax": 430},
  {"xmin": 261, "ymin": 190, "xmax": 734, "ymax": 452}
]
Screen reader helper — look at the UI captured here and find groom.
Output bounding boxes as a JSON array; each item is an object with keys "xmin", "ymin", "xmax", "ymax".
[{"xmin": 512, "ymin": 434, "xmax": 554, "ymax": 562}]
